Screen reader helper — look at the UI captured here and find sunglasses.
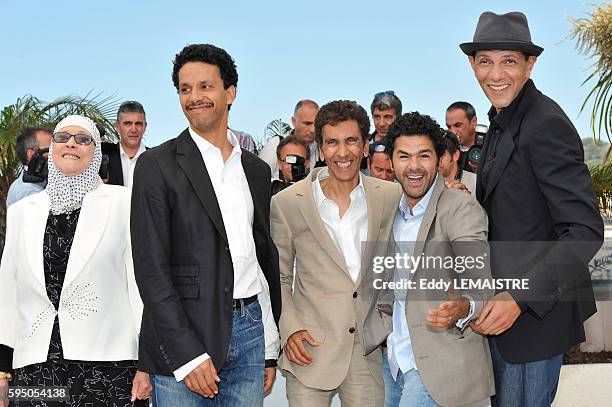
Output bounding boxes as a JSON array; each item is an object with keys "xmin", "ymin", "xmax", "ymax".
[
  {"xmin": 369, "ymin": 142, "xmax": 387, "ymax": 155},
  {"xmin": 52, "ymin": 132, "xmax": 95, "ymax": 146},
  {"xmin": 374, "ymin": 90, "xmax": 396, "ymax": 98}
]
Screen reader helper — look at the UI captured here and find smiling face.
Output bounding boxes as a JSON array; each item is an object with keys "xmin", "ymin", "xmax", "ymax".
[
  {"xmin": 178, "ymin": 61, "xmax": 236, "ymax": 135},
  {"xmin": 391, "ymin": 135, "xmax": 438, "ymax": 208},
  {"xmin": 319, "ymin": 119, "xmax": 368, "ymax": 184},
  {"xmin": 469, "ymin": 50, "xmax": 536, "ymax": 112},
  {"xmin": 52, "ymin": 125, "xmax": 95, "ymax": 176}
]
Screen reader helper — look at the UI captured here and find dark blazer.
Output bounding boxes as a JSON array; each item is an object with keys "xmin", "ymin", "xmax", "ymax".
[
  {"xmin": 131, "ymin": 129, "xmax": 281, "ymax": 375},
  {"xmin": 101, "ymin": 142, "xmax": 124, "ymax": 186},
  {"xmin": 476, "ymin": 79, "xmax": 604, "ymax": 363}
]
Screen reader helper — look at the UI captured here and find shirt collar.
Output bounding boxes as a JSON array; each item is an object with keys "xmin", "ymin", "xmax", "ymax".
[
  {"xmin": 398, "ymin": 174, "xmax": 437, "ymax": 220},
  {"xmin": 189, "ymin": 127, "xmax": 242, "ymax": 157},
  {"xmin": 313, "ymin": 167, "xmax": 365, "ymax": 208},
  {"xmin": 119, "ymin": 141, "xmax": 146, "ymax": 159},
  {"xmin": 488, "ymin": 79, "xmax": 534, "ymax": 131}
]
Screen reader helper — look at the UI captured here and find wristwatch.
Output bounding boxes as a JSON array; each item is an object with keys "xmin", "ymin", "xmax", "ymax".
[{"xmin": 0, "ymin": 371, "xmax": 12, "ymax": 381}]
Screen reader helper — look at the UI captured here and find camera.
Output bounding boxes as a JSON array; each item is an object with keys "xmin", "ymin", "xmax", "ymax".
[
  {"xmin": 285, "ymin": 154, "xmax": 308, "ymax": 182},
  {"xmin": 271, "ymin": 154, "xmax": 309, "ymax": 195},
  {"xmin": 459, "ymin": 123, "xmax": 488, "ymax": 173},
  {"xmin": 22, "ymin": 148, "xmax": 49, "ymax": 183}
]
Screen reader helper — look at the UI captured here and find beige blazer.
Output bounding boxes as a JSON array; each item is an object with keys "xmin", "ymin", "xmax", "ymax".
[
  {"xmin": 271, "ymin": 170, "xmax": 402, "ymax": 390},
  {"xmin": 364, "ymin": 177, "xmax": 495, "ymax": 406}
]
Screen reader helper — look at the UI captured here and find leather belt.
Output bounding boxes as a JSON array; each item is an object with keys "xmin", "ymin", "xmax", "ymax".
[{"xmin": 233, "ymin": 295, "xmax": 257, "ymax": 310}]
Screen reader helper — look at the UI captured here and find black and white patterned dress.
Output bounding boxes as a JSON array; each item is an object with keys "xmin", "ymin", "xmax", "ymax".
[{"xmin": 11, "ymin": 210, "xmax": 146, "ymax": 407}]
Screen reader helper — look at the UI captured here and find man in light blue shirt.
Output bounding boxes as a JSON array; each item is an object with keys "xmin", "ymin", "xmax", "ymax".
[
  {"xmin": 379, "ymin": 112, "xmax": 494, "ymax": 407},
  {"xmin": 6, "ymin": 127, "xmax": 52, "ymax": 207}
]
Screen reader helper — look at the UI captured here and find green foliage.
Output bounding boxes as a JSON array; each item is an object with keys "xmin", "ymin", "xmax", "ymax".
[
  {"xmin": 589, "ymin": 161, "xmax": 612, "ymax": 216},
  {"xmin": 568, "ymin": 3, "xmax": 612, "ymax": 147}
]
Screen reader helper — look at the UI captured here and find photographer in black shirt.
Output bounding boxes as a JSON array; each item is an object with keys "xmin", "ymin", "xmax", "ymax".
[{"xmin": 271, "ymin": 134, "xmax": 311, "ymax": 196}]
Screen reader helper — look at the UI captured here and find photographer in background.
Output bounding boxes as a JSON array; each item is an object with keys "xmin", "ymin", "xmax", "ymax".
[
  {"xmin": 271, "ymin": 134, "xmax": 310, "ymax": 195},
  {"xmin": 367, "ymin": 141, "xmax": 395, "ymax": 182},
  {"xmin": 439, "ymin": 131, "xmax": 477, "ymax": 193},
  {"xmin": 6, "ymin": 127, "xmax": 52, "ymax": 207},
  {"xmin": 445, "ymin": 101, "xmax": 487, "ymax": 172}
]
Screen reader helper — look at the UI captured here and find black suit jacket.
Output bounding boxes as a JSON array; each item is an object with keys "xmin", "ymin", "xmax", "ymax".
[
  {"xmin": 131, "ymin": 129, "xmax": 281, "ymax": 375},
  {"xmin": 476, "ymin": 80, "xmax": 604, "ymax": 363}
]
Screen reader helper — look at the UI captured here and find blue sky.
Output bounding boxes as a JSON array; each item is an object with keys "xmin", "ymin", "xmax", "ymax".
[{"xmin": 1, "ymin": 1, "xmax": 605, "ymax": 148}]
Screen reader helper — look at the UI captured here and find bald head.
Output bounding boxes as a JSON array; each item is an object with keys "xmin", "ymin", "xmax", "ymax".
[{"xmin": 292, "ymin": 99, "xmax": 319, "ymax": 144}]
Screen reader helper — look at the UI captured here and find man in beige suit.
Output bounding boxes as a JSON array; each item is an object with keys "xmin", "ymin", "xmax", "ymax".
[
  {"xmin": 363, "ymin": 112, "xmax": 495, "ymax": 406},
  {"xmin": 271, "ymin": 100, "xmax": 402, "ymax": 406}
]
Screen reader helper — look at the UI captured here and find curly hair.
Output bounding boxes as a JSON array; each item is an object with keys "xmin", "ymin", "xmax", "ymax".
[
  {"xmin": 172, "ymin": 44, "xmax": 238, "ymax": 90},
  {"xmin": 384, "ymin": 112, "xmax": 446, "ymax": 159},
  {"xmin": 314, "ymin": 100, "xmax": 370, "ymax": 146}
]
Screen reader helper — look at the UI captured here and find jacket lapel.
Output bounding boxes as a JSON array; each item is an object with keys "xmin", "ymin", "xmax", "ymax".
[
  {"xmin": 482, "ymin": 131, "xmax": 516, "ymax": 204},
  {"xmin": 176, "ymin": 129, "xmax": 228, "ymax": 243},
  {"xmin": 24, "ymin": 191, "xmax": 51, "ymax": 290},
  {"xmin": 355, "ymin": 177, "xmax": 383, "ymax": 288},
  {"xmin": 63, "ymin": 186, "xmax": 110, "ymax": 288},
  {"xmin": 296, "ymin": 170, "xmax": 350, "ymax": 276}
]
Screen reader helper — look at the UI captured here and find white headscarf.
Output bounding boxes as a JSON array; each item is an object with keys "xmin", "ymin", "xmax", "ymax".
[{"xmin": 47, "ymin": 115, "xmax": 103, "ymax": 215}]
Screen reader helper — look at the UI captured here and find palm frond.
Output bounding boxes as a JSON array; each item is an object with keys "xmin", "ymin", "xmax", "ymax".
[
  {"xmin": 264, "ymin": 119, "xmax": 292, "ymax": 140},
  {"xmin": 568, "ymin": 3, "xmax": 612, "ymax": 145}
]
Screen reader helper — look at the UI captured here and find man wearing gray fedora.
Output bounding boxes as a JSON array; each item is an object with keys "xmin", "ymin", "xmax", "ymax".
[{"xmin": 460, "ymin": 11, "xmax": 604, "ymax": 407}]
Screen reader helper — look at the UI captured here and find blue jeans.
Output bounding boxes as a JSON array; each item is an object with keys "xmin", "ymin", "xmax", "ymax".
[
  {"xmin": 151, "ymin": 299, "xmax": 265, "ymax": 407},
  {"xmin": 382, "ymin": 351, "xmax": 439, "ymax": 407},
  {"xmin": 489, "ymin": 338, "xmax": 563, "ymax": 407}
]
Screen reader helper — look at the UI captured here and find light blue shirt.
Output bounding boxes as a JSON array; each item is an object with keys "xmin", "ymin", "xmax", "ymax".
[
  {"xmin": 6, "ymin": 166, "xmax": 46, "ymax": 207},
  {"xmin": 386, "ymin": 177, "xmax": 474, "ymax": 380},
  {"xmin": 386, "ymin": 181, "xmax": 435, "ymax": 380}
]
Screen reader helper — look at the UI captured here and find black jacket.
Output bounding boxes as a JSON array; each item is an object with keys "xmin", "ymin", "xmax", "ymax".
[
  {"xmin": 476, "ymin": 79, "xmax": 604, "ymax": 363},
  {"xmin": 131, "ymin": 129, "xmax": 281, "ymax": 375}
]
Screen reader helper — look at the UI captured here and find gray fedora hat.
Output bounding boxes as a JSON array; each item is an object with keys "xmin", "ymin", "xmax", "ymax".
[{"xmin": 460, "ymin": 11, "xmax": 543, "ymax": 56}]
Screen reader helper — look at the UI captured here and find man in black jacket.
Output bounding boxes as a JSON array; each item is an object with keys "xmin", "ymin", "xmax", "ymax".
[
  {"xmin": 460, "ymin": 11, "xmax": 604, "ymax": 407},
  {"xmin": 131, "ymin": 44, "xmax": 281, "ymax": 406},
  {"xmin": 102, "ymin": 100, "xmax": 147, "ymax": 187}
]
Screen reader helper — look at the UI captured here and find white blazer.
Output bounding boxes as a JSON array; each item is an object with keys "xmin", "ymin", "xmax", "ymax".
[{"xmin": 0, "ymin": 184, "xmax": 142, "ymax": 369}]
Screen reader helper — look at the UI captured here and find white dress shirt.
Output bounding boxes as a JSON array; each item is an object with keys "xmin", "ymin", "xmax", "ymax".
[
  {"xmin": 312, "ymin": 167, "xmax": 367, "ymax": 283},
  {"xmin": 119, "ymin": 142, "xmax": 146, "ymax": 188},
  {"xmin": 173, "ymin": 128, "xmax": 280, "ymax": 381}
]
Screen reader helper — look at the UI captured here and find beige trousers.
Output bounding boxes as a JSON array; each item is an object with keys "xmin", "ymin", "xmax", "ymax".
[{"xmin": 284, "ymin": 336, "xmax": 384, "ymax": 407}]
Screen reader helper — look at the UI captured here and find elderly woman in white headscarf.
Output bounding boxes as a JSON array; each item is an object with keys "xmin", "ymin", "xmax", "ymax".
[{"xmin": 0, "ymin": 115, "xmax": 151, "ymax": 406}]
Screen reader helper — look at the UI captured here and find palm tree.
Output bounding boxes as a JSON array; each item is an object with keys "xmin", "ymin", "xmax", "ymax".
[
  {"xmin": 568, "ymin": 2, "xmax": 612, "ymax": 152},
  {"xmin": 0, "ymin": 93, "xmax": 120, "ymax": 253},
  {"xmin": 569, "ymin": 3, "xmax": 612, "ymax": 217}
]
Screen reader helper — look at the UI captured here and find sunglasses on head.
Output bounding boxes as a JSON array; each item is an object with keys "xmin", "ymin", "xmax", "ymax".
[
  {"xmin": 369, "ymin": 142, "xmax": 387, "ymax": 156},
  {"xmin": 374, "ymin": 90, "xmax": 396, "ymax": 99},
  {"xmin": 52, "ymin": 132, "xmax": 95, "ymax": 146}
]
